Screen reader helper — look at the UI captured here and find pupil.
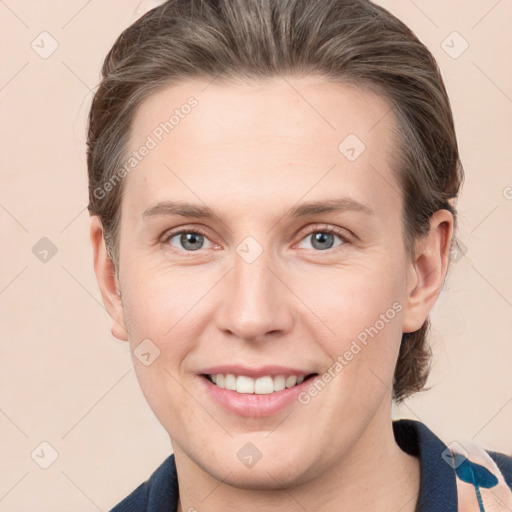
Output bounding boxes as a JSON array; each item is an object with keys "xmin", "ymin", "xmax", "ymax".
[
  {"xmin": 312, "ymin": 232, "xmax": 333, "ymax": 250},
  {"xmin": 181, "ymin": 233, "xmax": 203, "ymax": 251}
]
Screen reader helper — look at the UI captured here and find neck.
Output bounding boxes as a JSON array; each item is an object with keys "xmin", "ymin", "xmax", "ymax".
[{"xmin": 174, "ymin": 404, "xmax": 420, "ymax": 512}]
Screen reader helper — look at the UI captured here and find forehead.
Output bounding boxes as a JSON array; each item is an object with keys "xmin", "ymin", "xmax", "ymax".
[{"xmin": 124, "ymin": 76, "xmax": 400, "ymax": 221}]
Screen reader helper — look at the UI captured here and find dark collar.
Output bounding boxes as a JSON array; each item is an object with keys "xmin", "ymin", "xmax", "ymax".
[{"xmin": 393, "ymin": 419, "xmax": 457, "ymax": 511}]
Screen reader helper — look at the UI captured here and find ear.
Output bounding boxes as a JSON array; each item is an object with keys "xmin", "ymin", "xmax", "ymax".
[
  {"xmin": 89, "ymin": 216, "xmax": 128, "ymax": 341},
  {"xmin": 402, "ymin": 209, "xmax": 454, "ymax": 333}
]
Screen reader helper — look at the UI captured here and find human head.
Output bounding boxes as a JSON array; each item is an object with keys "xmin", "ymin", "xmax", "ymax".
[{"xmin": 88, "ymin": 0, "xmax": 461, "ymax": 432}]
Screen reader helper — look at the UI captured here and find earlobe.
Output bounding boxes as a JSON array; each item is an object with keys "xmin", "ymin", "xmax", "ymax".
[
  {"xmin": 89, "ymin": 216, "xmax": 129, "ymax": 341},
  {"xmin": 402, "ymin": 209, "xmax": 454, "ymax": 334}
]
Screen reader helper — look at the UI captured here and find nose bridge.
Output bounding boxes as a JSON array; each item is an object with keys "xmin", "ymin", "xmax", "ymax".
[
  {"xmin": 216, "ymin": 244, "xmax": 292, "ymax": 340},
  {"xmin": 233, "ymin": 249, "xmax": 270, "ymax": 301}
]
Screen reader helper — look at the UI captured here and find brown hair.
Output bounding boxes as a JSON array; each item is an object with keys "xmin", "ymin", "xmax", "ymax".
[{"xmin": 87, "ymin": 0, "xmax": 463, "ymax": 403}]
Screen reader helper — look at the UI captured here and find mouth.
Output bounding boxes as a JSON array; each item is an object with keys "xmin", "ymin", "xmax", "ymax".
[
  {"xmin": 197, "ymin": 365, "xmax": 320, "ymax": 417},
  {"xmin": 202, "ymin": 373, "xmax": 318, "ymax": 395}
]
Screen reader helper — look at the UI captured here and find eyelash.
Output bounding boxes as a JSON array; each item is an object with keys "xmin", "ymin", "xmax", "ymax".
[
  {"xmin": 296, "ymin": 224, "xmax": 351, "ymax": 250},
  {"xmin": 161, "ymin": 224, "xmax": 351, "ymax": 254}
]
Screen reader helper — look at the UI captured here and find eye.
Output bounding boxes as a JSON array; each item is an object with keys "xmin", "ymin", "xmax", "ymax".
[
  {"xmin": 162, "ymin": 225, "xmax": 350, "ymax": 253},
  {"xmin": 165, "ymin": 229, "xmax": 214, "ymax": 252},
  {"xmin": 298, "ymin": 225, "xmax": 348, "ymax": 251}
]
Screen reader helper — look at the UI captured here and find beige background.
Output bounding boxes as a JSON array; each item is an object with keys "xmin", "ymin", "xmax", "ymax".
[{"xmin": 1, "ymin": 0, "xmax": 511, "ymax": 510}]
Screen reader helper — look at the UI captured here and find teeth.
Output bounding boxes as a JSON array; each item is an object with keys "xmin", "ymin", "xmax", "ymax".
[
  {"xmin": 236, "ymin": 375, "xmax": 254, "ymax": 393},
  {"xmin": 254, "ymin": 376, "xmax": 274, "ymax": 394},
  {"xmin": 225, "ymin": 374, "xmax": 237, "ymax": 391},
  {"xmin": 208, "ymin": 374, "xmax": 308, "ymax": 394},
  {"xmin": 285, "ymin": 376, "xmax": 297, "ymax": 388},
  {"xmin": 273, "ymin": 375, "xmax": 286, "ymax": 391}
]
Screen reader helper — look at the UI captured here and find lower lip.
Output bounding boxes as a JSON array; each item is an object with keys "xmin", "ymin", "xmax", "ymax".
[{"xmin": 199, "ymin": 375, "xmax": 315, "ymax": 418}]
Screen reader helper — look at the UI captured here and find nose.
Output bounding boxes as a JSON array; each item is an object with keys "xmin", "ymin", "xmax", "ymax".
[{"xmin": 214, "ymin": 249, "xmax": 294, "ymax": 342}]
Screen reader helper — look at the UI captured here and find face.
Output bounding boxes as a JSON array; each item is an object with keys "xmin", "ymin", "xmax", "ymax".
[{"xmin": 96, "ymin": 76, "xmax": 441, "ymax": 488}]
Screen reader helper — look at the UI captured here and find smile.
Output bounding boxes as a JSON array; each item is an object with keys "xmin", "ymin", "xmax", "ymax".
[{"xmin": 205, "ymin": 373, "xmax": 316, "ymax": 394}]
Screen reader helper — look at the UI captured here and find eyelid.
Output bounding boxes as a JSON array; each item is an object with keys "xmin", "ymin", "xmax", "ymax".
[
  {"xmin": 161, "ymin": 225, "xmax": 210, "ymax": 241},
  {"xmin": 294, "ymin": 223, "xmax": 353, "ymax": 246},
  {"xmin": 161, "ymin": 225, "xmax": 216, "ymax": 251}
]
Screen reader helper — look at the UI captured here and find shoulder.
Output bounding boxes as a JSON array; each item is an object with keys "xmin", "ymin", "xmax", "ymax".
[
  {"xmin": 487, "ymin": 450, "xmax": 512, "ymax": 486},
  {"xmin": 394, "ymin": 418, "xmax": 511, "ymax": 479},
  {"xmin": 393, "ymin": 419, "xmax": 512, "ymax": 510},
  {"xmin": 109, "ymin": 454, "xmax": 178, "ymax": 512}
]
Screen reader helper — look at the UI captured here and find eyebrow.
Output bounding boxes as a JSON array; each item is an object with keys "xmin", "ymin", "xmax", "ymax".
[
  {"xmin": 289, "ymin": 198, "xmax": 374, "ymax": 217},
  {"xmin": 142, "ymin": 198, "xmax": 374, "ymax": 220},
  {"xmin": 142, "ymin": 201, "xmax": 215, "ymax": 220}
]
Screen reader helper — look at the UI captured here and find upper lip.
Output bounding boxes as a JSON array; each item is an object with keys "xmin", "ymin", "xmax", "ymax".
[{"xmin": 199, "ymin": 365, "xmax": 316, "ymax": 379}]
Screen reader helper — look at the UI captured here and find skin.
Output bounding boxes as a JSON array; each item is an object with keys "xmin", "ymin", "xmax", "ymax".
[{"xmin": 91, "ymin": 76, "xmax": 453, "ymax": 511}]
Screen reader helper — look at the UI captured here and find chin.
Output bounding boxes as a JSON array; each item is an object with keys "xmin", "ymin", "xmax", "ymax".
[
  {"xmin": 196, "ymin": 446, "xmax": 319, "ymax": 491},
  {"xmin": 215, "ymin": 463, "xmax": 311, "ymax": 491}
]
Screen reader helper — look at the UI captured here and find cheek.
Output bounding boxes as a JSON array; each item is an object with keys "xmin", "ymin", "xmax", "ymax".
[
  {"xmin": 297, "ymin": 261, "xmax": 406, "ymax": 385},
  {"xmin": 120, "ymin": 261, "xmax": 213, "ymax": 338},
  {"xmin": 119, "ymin": 265, "xmax": 214, "ymax": 408},
  {"xmin": 295, "ymin": 261, "xmax": 404, "ymax": 331}
]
